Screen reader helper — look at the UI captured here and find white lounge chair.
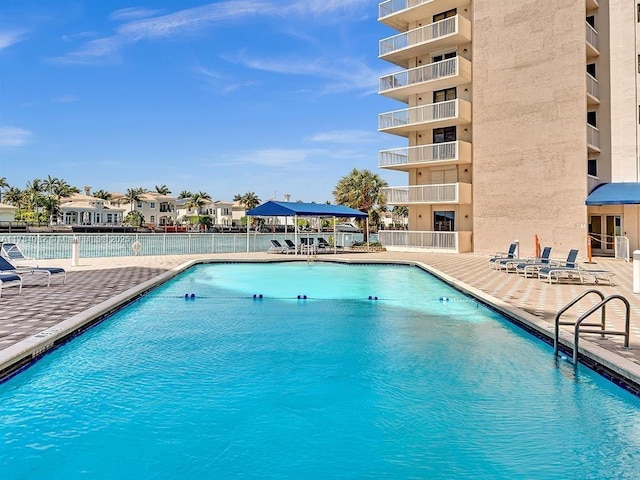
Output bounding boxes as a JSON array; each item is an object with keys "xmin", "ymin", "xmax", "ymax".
[{"xmin": 0, "ymin": 273, "xmax": 22, "ymax": 297}]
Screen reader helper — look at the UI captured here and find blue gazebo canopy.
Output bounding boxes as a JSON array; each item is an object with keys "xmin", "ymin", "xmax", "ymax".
[
  {"xmin": 585, "ymin": 183, "xmax": 640, "ymax": 206},
  {"xmin": 246, "ymin": 201, "xmax": 368, "ymax": 218}
]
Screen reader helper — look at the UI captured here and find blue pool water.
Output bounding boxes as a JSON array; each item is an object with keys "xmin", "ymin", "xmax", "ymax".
[{"xmin": 1, "ymin": 262, "xmax": 640, "ymax": 479}]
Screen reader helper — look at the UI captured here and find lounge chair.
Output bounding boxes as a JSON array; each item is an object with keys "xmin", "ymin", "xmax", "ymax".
[
  {"xmin": 489, "ymin": 243, "xmax": 517, "ymax": 267},
  {"xmin": 538, "ymin": 251, "xmax": 615, "ymax": 285},
  {"xmin": 0, "ymin": 273, "xmax": 22, "ymax": 297},
  {"xmin": 284, "ymin": 239, "xmax": 298, "ymax": 253},
  {"xmin": 317, "ymin": 237, "xmax": 343, "ymax": 252},
  {"xmin": 0, "ymin": 242, "xmax": 37, "ymax": 266},
  {"xmin": 494, "ymin": 246, "xmax": 552, "ymax": 273},
  {"xmin": 0, "ymin": 256, "xmax": 66, "ymax": 287},
  {"xmin": 268, "ymin": 240, "xmax": 286, "ymax": 254}
]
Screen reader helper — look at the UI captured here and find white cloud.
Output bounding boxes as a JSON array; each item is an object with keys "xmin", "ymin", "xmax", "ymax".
[
  {"xmin": 0, "ymin": 30, "xmax": 26, "ymax": 50},
  {"xmin": 51, "ymin": 0, "xmax": 370, "ymax": 64},
  {"xmin": 109, "ymin": 7, "xmax": 164, "ymax": 21},
  {"xmin": 309, "ymin": 130, "xmax": 378, "ymax": 144},
  {"xmin": 0, "ymin": 127, "xmax": 32, "ymax": 147},
  {"xmin": 52, "ymin": 94, "xmax": 79, "ymax": 103}
]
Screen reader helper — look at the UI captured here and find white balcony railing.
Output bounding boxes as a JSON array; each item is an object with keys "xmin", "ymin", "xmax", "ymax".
[
  {"xmin": 380, "ymin": 57, "xmax": 460, "ymax": 93},
  {"xmin": 379, "ymin": 0, "xmax": 429, "ymax": 18},
  {"xmin": 378, "ymin": 230, "xmax": 472, "ymax": 252},
  {"xmin": 380, "ymin": 16, "xmax": 458, "ymax": 56},
  {"xmin": 379, "ymin": 99, "xmax": 462, "ymax": 130},
  {"xmin": 587, "ymin": 175, "xmax": 600, "ymax": 193},
  {"xmin": 379, "ymin": 142, "xmax": 460, "ymax": 168},
  {"xmin": 383, "ymin": 183, "xmax": 472, "ymax": 204},
  {"xmin": 587, "ymin": 124, "xmax": 600, "ymax": 149},
  {"xmin": 586, "ymin": 73, "xmax": 599, "ymax": 100},
  {"xmin": 586, "ymin": 22, "xmax": 599, "ymax": 51}
]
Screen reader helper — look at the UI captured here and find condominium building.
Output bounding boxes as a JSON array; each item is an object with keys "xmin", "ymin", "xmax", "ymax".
[{"xmin": 377, "ymin": 0, "xmax": 640, "ymax": 257}]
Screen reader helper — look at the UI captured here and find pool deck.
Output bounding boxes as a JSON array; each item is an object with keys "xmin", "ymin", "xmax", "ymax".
[{"xmin": 1, "ymin": 251, "xmax": 639, "ymax": 387}]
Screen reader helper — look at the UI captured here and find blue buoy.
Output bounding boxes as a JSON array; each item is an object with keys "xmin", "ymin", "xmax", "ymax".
[
  {"xmin": 190, "ymin": 293, "xmax": 195, "ymax": 299},
  {"xmin": 259, "ymin": 294, "xmax": 263, "ymax": 299},
  {"xmin": 184, "ymin": 293, "xmax": 189, "ymax": 299},
  {"xmin": 439, "ymin": 296, "xmax": 449, "ymax": 302}
]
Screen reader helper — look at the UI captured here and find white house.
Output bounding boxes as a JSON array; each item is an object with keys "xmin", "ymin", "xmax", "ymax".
[
  {"xmin": 0, "ymin": 203, "xmax": 17, "ymax": 222},
  {"xmin": 59, "ymin": 193, "xmax": 125, "ymax": 226},
  {"xmin": 110, "ymin": 192, "xmax": 177, "ymax": 227}
]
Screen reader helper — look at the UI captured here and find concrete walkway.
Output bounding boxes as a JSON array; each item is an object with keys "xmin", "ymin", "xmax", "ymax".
[{"xmin": 0, "ymin": 251, "xmax": 638, "ymax": 382}]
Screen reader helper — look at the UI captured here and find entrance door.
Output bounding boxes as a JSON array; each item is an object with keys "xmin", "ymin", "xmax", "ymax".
[{"xmin": 589, "ymin": 214, "xmax": 622, "ymax": 254}]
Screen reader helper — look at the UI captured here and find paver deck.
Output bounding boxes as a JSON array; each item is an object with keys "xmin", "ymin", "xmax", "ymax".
[{"xmin": 0, "ymin": 251, "xmax": 638, "ymax": 381}]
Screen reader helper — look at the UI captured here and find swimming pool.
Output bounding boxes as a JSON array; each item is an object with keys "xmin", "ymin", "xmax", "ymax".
[{"xmin": 1, "ymin": 262, "xmax": 640, "ymax": 478}]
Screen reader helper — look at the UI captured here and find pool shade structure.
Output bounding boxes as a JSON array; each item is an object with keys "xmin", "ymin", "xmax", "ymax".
[{"xmin": 245, "ymin": 201, "xmax": 369, "ymax": 254}]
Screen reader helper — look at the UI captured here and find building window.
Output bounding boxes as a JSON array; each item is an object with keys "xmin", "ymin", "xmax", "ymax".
[
  {"xmin": 587, "ymin": 63, "xmax": 596, "ymax": 78},
  {"xmin": 587, "ymin": 111, "xmax": 597, "ymax": 127},
  {"xmin": 150, "ymin": 202, "xmax": 156, "ymax": 209},
  {"xmin": 432, "ymin": 51, "xmax": 456, "ymax": 63},
  {"xmin": 588, "ymin": 159, "xmax": 598, "ymax": 177},
  {"xmin": 150, "ymin": 216, "xmax": 155, "ymax": 223},
  {"xmin": 637, "ymin": 3, "xmax": 640, "ymax": 22},
  {"xmin": 433, "ymin": 87, "xmax": 457, "ymax": 103},
  {"xmin": 586, "ymin": 15, "xmax": 595, "ymax": 29},
  {"xmin": 433, "ymin": 126, "xmax": 457, "ymax": 143},
  {"xmin": 434, "ymin": 211, "xmax": 455, "ymax": 231},
  {"xmin": 137, "ymin": 201, "xmax": 143, "ymax": 208},
  {"xmin": 433, "ymin": 9, "xmax": 456, "ymax": 22}
]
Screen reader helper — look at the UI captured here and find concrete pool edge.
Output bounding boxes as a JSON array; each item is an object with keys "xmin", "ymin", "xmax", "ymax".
[{"xmin": 2, "ymin": 256, "xmax": 640, "ymax": 392}]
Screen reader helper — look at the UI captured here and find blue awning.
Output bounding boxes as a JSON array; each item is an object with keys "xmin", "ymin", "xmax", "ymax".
[
  {"xmin": 585, "ymin": 182, "xmax": 640, "ymax": 206},
  {"xmin": 246, "ymin": 201, "xmax": 368, "ymax": 218}
]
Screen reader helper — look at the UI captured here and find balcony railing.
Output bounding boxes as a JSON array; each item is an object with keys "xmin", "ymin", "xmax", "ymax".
[
  {"xmin": 383, "ymin": 183, "xmax": 472, "ymax": 204},
  {"xmin": 378, "ymin": 230, "xmax": 473, "ymax": 253},
  {"xmin": 587, "ymin": 175, "xmax": 600, "ymax": 193},
  {"xmin": 380, "ymin": 15, "xmax": 469, "ymax": 59},
  {"xmin": 378, "ymin": 99, "xmax": 471, "ymax": 134},
  {"xmin": 379, "ymin": 57, "xmax": 472, "ymax": 101},
  {"xmin": 378, "ymin": 0, "xmax": 470, "ymax": 31},
  {"xmin": 378, "ymin": 141, "xmax": 471, "ymax": 169},
  {"xmin": 586, "ymin": 22, "xmax": 599, "ymax": 55},
  {"xmin": 587, "ymin": 124, "xmax": 600, "ymax": 150},
  {"xmin": 586, "ymin": 73, "xmax": 599, "ymax": 102}
]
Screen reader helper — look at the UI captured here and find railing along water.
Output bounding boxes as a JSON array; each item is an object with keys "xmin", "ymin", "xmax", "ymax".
[{"xmin": 0, "ymin": 232, "xmax": 367, "ymax": 259}]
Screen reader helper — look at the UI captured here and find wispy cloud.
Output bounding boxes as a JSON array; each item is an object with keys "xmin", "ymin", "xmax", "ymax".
[
  {"xmin": 50, "ymin": 0, "xmax": 370, "ymax": 65},
  {"xmin": 0, "ymin": 127, "xmax": 32, "ymax": 147},
  {"xmin": 109, "ymin": 7, "xmax": 164, "ymax": 21},
  {"xmin": 52, "ymin": 94, "xmax": 79, "ymax": 103},
  {"xmin": 61, "ymin": 31, "xmax": 96, "ymax": 42},
  {"xmin": 0, "ymin": 30, "xmax": 27, "ymax": 51},
  {"xmin": 309, "ymin": 130, "xmax": 378, "ymax": 144}
]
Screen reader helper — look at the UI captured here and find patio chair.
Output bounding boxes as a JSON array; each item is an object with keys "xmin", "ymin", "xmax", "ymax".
[
  {"xmin": 0, "ymin": 242, "xmax": 37, "ymax": 266},
  {"xmin": 489, "ymin": 243, "xmax": 517, "ymax": 267},
  {"xmin": 537, "ymin": 249, "xmax": 590, "ymax": 284},
  {"xmin": 284, "ymin": 239, "xmax": 298, "ymax": 253},
  {"xmin": 268, "ymin": 240, "xmax": 286, "ymax": 254},
  {"xmin": 0, "ymin": 256, "xmax": 66, "ymax": 287},
  {"xmin": 0, "ymin": 273, "xmax": 22, "ymax": 297},
  {"xmin": 498, "ymin": 246, "xmax": 553, "ymax": 275},
  {"xmin": 317, "ymin": 237, "xmax": 343, "ymax": 252}
]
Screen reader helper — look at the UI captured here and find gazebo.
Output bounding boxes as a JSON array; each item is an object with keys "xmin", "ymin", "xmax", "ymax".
[{"xmin": 245, "ymin": 201, "xmax": 368, "ymax": 254}]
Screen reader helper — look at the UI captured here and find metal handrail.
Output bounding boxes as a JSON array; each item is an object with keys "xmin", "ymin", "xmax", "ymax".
[{"xmin": 554, "ymin": 291, "xmax": 631, "ymax": 365}]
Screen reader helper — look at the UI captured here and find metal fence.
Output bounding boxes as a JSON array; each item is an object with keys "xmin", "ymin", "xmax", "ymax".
[{"xmin": 0, "ymin": 233, "xmax": 366, "ymax": 260}]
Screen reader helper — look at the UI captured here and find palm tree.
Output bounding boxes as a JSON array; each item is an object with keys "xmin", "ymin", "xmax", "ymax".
[
  {"xmin": 178, "ymin": 190, "xmax": 193, "ymax": 199},
  {"xmin": 24, "ymin": 178, "xmax": 44, "ymax": 214},
  {"xmin": 235, "ymin": 192, "xmax": 261, "ymax": 211},
  {"xmin": 333, "ymin": 169, "xmax": 388, "ymax": 241},
  {"xmin": 92, "ymin": 190, "xmax": 112, "ymax": 200},
  {"xmin": 155, "ymin": 184, "xmax": 171, "ymax": 195},
  {"xmin": 185, "ymin": 191, "xmax": 212, "ymax": 230},
  {"xmin": 392, "ymin": 205, "xmax": 408, "ymax": 229},
  {"xmin": 3, "ymin": 187, "xmax": 23, "ymax": 207},
  {"xmin": 0, "ymin": 177, "xmax": 8, "ymax": 202}
]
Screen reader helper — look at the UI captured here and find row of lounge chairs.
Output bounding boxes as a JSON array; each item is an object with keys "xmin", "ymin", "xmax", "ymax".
[
  {"xmin": 0, "ymin": 242, "xmax": 66, "ymax": 297},
  {"xmin": 489, "ymin": 243, "xmax": 616, "ymax": 285},
  {"xmin": 268, "ymin": 238, "xmax": 344, "ymax": 255}
]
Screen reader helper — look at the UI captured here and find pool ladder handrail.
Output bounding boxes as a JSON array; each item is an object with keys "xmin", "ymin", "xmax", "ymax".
[{"xmin": 554, "ymin": 290, "xmax": 630, "ymax": 365}]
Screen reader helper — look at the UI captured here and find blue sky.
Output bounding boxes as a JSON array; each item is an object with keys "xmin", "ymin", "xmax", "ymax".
[{"xmin": 0, "ymin": 0, "xmax": 406, "ymax": 203}]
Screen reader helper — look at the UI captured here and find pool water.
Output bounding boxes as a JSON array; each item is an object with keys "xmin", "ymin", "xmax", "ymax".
[{"xmin": 1, "ymin": 262, "xmax": 640, "ymax": 479}]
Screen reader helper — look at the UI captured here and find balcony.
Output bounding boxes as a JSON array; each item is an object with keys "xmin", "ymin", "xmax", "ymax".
[
  {"xmin": 586, "ymin": 23, "xmax": 599, "ymax": 58},
  {"xmin": 378, "ymin": 0, "xmax": 471, "ymax": 31},
  {"xmin": 379, "ymin": 56, "xmax": 472, "ymax": 102},
  {"xmin": 587, "ymin": 124, "xmax": 600, "ymax": 152},
  {"xmin": 378, "ymin": 230, "xmax": 473, "ymax": 253},
  {"xmin": 383, "ymin": 183, "xmax": 472, "ymax": 205},
  {"xmin": 586, "ymin": 73, "xmax": 599, "ymax": 105},
  {"xmin": 378, "ymin": 141, "xmax": 472, "ymax": 171},
  {"xmin": 378, "ymin": 99, "xmax": 472, "ymax": 137},
  {"xmin": 379, "ymin": 15, "xmax": 472, "ymax": 68},
  {"xmin": 587, "ymin": 175, "xmax": 600, "ymax": 194}
]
